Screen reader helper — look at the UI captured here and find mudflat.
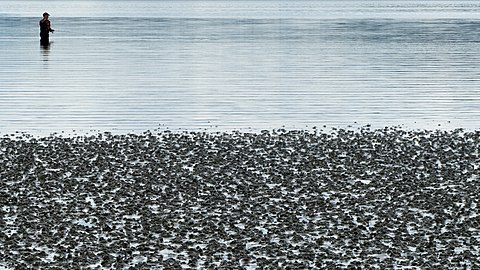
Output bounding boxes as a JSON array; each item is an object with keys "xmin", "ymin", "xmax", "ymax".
[{"xmin": 1, "ymin": 128, "xmax": 478, "ymax": 268}]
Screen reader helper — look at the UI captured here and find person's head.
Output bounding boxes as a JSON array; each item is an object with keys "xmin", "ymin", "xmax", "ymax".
[{"xmin": 43, "ymin": 12, "xmax": 50, "ymax": 18}]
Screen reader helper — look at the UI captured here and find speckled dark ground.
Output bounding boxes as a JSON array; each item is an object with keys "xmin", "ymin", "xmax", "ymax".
[{"xmin": 1, "ymin": 128, "xmax": 479, "ymax": 269}]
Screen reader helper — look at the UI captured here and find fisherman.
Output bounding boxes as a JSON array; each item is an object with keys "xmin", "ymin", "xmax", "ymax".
[{"xmin": 39, "ymin": 12, "xmax": 54, "ymax": 46}]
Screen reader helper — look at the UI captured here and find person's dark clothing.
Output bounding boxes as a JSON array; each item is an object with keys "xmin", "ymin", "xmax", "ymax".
[{"xmin": 39, "ymin": 18, "xmax": 53, "ymax": 45}]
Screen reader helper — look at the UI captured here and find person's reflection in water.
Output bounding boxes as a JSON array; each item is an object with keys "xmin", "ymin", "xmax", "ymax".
[{"xmin": 41, "ymin": 42, "xmax": 50, "ymax": 62}]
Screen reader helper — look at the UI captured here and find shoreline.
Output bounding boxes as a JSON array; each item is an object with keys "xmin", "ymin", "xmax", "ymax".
[{"xmin": 1, "ymin": 127, "xmax": 479, "ymax": 269}]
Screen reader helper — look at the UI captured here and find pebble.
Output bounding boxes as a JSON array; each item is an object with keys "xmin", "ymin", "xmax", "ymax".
[{"xmin": 0, "ymin": 127, "xmax": 479, "ymax": 269}]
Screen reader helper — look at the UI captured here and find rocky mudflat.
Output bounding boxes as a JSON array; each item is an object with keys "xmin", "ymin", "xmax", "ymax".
[{"xmin": 0, "ymin": 128, "xmax": 479, "ymax": 269}]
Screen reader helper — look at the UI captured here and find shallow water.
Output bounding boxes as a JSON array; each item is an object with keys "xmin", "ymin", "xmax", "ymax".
[{"xmin": 1, "ymin": 0, "xmax": 480, "ymax": 134}]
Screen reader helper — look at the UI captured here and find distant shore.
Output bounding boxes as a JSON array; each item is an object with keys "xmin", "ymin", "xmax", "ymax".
[{"xmin": 1, "ymin": 127, "xmax": 479, "ymax": 269}]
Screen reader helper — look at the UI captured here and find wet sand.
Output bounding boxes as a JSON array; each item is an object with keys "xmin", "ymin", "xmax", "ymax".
[{"xmin": 1, "ymin": 127, "xmax": 479, "ymax": 269}]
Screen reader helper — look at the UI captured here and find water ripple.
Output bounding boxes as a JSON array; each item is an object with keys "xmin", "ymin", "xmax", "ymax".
[{"xmin": 1, "ymin": 1, "xmax": 480, "ymax": 134}]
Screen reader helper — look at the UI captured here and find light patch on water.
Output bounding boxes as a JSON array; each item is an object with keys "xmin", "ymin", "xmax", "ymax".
[
  {"xmin": 255, "ymin": 226, "xmax": 268, "ymax": 235},
  {"xmin": 234, "ymin": 223, "xmax": 245, "ymax": 230},
  {"xmin": 0, "ymin": 263, "xmax": 13, "ymax": 270},
  {"xmin": 454, "ymin": 246, "xmax": 467, "ymax": 254},
  {"xmin": 353, "ymin": 179, "xmax": 372, "ymax": 185},
  {"xmin": 85, "ymin": 196, "xmax": 96, "ymax": 208},
  {"xmin": 73, "ymin": 218, "xmax": 96, "ymax": 228},
  {"xmin": 123, "ymin": 214, "xmax": 142, "ymax": 220},
  {"xmin": 369, "ymin": 253, "xmax": 390, "ymax": 262}
]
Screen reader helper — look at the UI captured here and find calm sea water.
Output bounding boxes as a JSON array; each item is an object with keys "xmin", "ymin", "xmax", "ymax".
[{"xmin": 1, "ymin": 0, "xmax": 480, "ymax": 134}]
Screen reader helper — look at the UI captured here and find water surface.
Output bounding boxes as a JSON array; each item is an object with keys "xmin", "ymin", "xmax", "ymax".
[{"xmin": 1, "ymin": 0, "xmax": 479, "ymax": 134}]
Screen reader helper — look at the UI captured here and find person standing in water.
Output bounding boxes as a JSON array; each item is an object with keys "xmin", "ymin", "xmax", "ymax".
[{"xmin": 39, "ymin": 12, "xmax": 54, "ymax": 46}]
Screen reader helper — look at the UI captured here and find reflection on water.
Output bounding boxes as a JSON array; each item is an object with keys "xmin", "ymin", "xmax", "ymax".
[
  {"xmin": 41, "ymin": 42, "xmax": 50, "ymax": 62},
  {"xmin": 0, "ymin": 1, "xmax": 480, "ymax": 135}
]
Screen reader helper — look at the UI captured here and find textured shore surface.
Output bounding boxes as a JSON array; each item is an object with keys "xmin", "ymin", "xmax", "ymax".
[{"xmin": 1, "ymin": 128, "xmax": 479, "ymax": 269}]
